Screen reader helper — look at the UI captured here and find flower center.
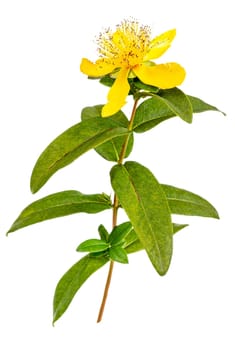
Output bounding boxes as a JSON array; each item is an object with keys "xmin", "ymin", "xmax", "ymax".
[{"xmin": 97, "ymin": 19, "xmax": 151, "ymax": 68}]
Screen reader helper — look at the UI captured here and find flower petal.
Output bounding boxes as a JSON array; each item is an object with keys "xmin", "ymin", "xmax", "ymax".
[
  {"xmin": 134, "ymin": 63, "xmax": 186, "ymax": 89},
  {"xmin": 102, "ymin": 68, "xmax": 130, "ymax": 117},
  {"xmin": 144, "ymin": 29, "xmax": 176, "ymax": 61},
  {"xmin": 80, "ymin": 58, "xmax": 115, "ymax": 77}
]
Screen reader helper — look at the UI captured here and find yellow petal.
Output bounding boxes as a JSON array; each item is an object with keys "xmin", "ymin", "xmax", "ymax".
[
  {"xmin": 134, "ymin": 63, "xmax": 186, "ymax": 89},
  {"xmin": 144, "ymin": 29, "xmax": 176, "ymax": 61},
  {"xmin": 80, "ymin": 58, "xmax": 115, "ymax": 77},
  {"xmin": 102, "ymin": 68, "xmax": 130, "ymax": 117}
]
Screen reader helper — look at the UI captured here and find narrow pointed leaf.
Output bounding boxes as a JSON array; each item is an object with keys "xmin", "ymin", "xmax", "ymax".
[
  {"xmin": 110, "ymin": 161, "xmax": 173, "ymax": 275},
  {"xmin": 76, "ymin": 239, "xmax": 109, "ymax": 253},
  {"xmin": 30, "ymin": 117, "xmax": 129, "ymax": 193},
  {"xmin": 109, "ymin": 221, "xmax": 133, "ymax": 246},
  {"xmin": 81, "ymin": 105, "xmax": 134, "ymax": 161},
  {"xmin": 172, "ymin": 223, "xmax": 189, "ymax": 233},
  {"xmin": 133, "ymin": 92, "xmax": 224, "ymax": 133},
  {"xmin": 187, "ymin": 95, "xmax": 225, "ymax": 115},
  {"xmin": 109, "ymin": 246, "xmax": 128, "ymax": 264},
  {"xmin": 53, "ymin": 255, "xmax": 108, "ymax": 324},
  {"xmin": 7, "ymin": 191, "xmax": 112, "ymax": 234},
  {"xmin": 161, "ymin": 184, "xmax": 219, "ymax": 218},
  {"xmin": 125, "ymin": 223, "xmax": 188, "ymax": 254},
  {"xmin": 98, "ymin": 224, "xmax": 109, "ymax": 242}
]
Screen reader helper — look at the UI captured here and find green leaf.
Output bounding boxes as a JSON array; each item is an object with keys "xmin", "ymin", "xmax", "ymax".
[
  {"xmin": 109, "ymin": 221, "xmax": 133, "ymax": 246},
  {"xmin": 161, "ymin": 184, "xmax": 219, "ymax": 218},
  {"xmin": 109, "ymin": 246, "xmax": 129, "ymax": 264},
  {"xmin": 110, "ymin": 161, "xmax": 173, "ymax": 276},
  {"xmin": 133, "ymin": 96, "xmax": 175, "ymax": 133},
  {"xmin": 99, "ymin": 75, "xmax": 115, "ymax": 88},
  {"xmin": 98, "ymin": 224, "xmax": 109, "ymax": 242},
  {"xmin": 53, "ymin": 254, "xmax": 108, "ymax": 324},
  {"xmin": 125, "ymin": 223, "xmax": 188, "ymax": 254},
  {"xmin": 158, "ymin": 88, "xmax": 193, "ymax": 123},
  {"xmin": 76, "ymin": 239, "xmax": 109, "ymax": 253},
  {"xmin": 131, "ymin": 79, "xmax": 160, "ymax": 94},
  {"xmin": 172, "ymin": 223, "xmax": 189, "ymax": 233},
  {"xmin": 187, "ymin": 95, "xmax": 226, "ymax": 115},
  {"xmin": 122, "ymin": 225, "xmax": 138, "ymax": 248},
  {"xmin": 125, "ymin": 239, "xmax": 143, "ymax": 255},
  {"xmin": 30, "ymin": 117, "xmax": 129, "ymax": 193},
  {"xmin": 7, "ymin": 191, "xmax": 112, "ymax": 234},
  {"xmin": 133, "ymin": 91, "xmax": 224, "ymax": 133},
  {"xmin": 81, "ymin": 105, "xmax": 134, "ymax": 161}
]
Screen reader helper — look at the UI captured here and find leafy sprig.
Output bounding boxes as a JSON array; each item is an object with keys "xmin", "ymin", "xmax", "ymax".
[{"xmin": 7, "ymin": 80, "xmax": 223, "ymax": 323}]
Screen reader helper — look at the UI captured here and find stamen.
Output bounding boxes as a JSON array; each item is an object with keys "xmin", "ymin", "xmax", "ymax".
[{"xmin": 96, "ymin": 19, "xmax": 151, "ymax": 68}]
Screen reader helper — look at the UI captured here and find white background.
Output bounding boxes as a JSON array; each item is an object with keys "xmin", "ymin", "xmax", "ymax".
[{"xmin": 0, "ymin": 0, "xmax": 234, "ymax": 348}]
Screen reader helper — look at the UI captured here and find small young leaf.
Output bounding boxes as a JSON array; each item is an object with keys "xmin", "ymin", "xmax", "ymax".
[
  {"xmin": 53, "ymin": 255, "xmax": 108, "ymax": 324},
  {"xmin": 7, "ymin": 191, "xmax": 112, "ymax": 234},
  {"xmin": 76, "ymin": 239, "xmax": 109, "ymax": 253},
  {"xmin": 131, "ymin": 79, "xmax": 160, "ymax": 94},
  {"xmin": 99, "ymin": 75, "xmax": 115, "ymax": 88},
  {"xmin": 161, "ymin": 184, "xmax": 219, "ymax": 218},
  {"xmin": 109, "ymin": 221, "xmax": 133, "ymax": 246},
  {"xmin": 109, "ymin": 246, "xmax": 128, "ymax": 264},
  {"xmin": 81, "ymin": 105, "xmax": 134, "ymax": 161},
  {"xmin": 98, "ymin": 224, "xmax": 109, "ymax": 242},
  {"xmin": 110, "ymin": 161, "xmax": 173, "ymax": 276},
  {"xmin": 30, "ymin": 117, "xmax": 129, "ymax": 193},
  {"xmin": 122, "ymin": 226, "xmax": 138, "ymax": 247}
]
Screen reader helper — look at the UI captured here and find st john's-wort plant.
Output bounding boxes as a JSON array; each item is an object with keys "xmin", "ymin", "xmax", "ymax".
[{"xmin": 7, "ymin": 19, "xmax": 225, "ymax": 324}]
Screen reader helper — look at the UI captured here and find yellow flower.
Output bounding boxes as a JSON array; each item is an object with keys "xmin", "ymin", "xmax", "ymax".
[{"xmin": 80, "ymin": 19, "xmax": 186, "ymax": 117}]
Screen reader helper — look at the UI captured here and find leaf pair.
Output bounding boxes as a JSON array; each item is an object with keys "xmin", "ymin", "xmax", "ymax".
[
  {"xmin": 29, "ymin": 90, "xmax": 224, "ymax": 195},
  {"xmin": 77, "ymin": 222, "xmax": 134, "ymax": 264},
  {"xmin": 52, "ymin": 159, "xmax": 219, "ymax": 325}
]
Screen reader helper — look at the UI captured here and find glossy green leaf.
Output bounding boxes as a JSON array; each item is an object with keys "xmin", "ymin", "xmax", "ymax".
[
  {"xmin": 161, "ymin": 184, "xmax": 219, "ymax": 218},
  {"xmin": 76, "ymin": 239, "xmax": 109, "ymax": 253},
  {"xmin": 53, "ymin": 254, "xmax": 108, "ymax": 324},
  {"xmin": 122, "ymin": 225, "xmax": 138, "ymax": 248},
  {"xmin": 98, "ymin": 224, "xmax": 109, "ymax": 242},
  {"xmin": 125, "ymin": 223, "xmax": 188, "ymax": 254},
  {"xmin": 109, "ymin": 246, "xmax": 128, "ymax": 264},
  {"xmin": 110, "ymin": 161, "xmax": 173, "ymax": 275},
  {"xmin": 7, "ymin": 191, "xmax": 112, "ymax": 234},
  {"xmin": 30, "ymin": 117, "xmax": 129, "ymax": 193},
  {"xmin": 81, "ymin": 105, "xmax": 134, "ymax": 161},
  {"xmin": 109, "ymin": 221, "xmax": 133, "ymax": 246}
]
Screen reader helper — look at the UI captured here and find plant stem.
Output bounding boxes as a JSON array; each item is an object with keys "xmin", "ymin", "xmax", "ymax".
[
  {"xmin": 97, "ymin": 194, "xmax": 118, "ymax": 323},
  {"xmin": 96, "ymin": 98, "xmax": 139, "ymax": 323},
  {"xmin": 96, "ymin": 260, "xmax": 114, "ymax": 323}
]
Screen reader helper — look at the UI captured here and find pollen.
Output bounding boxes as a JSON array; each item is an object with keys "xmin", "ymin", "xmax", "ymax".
[{"xmin": 97, "ymin": 19, "xmax": 151, "ymax": 68}]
